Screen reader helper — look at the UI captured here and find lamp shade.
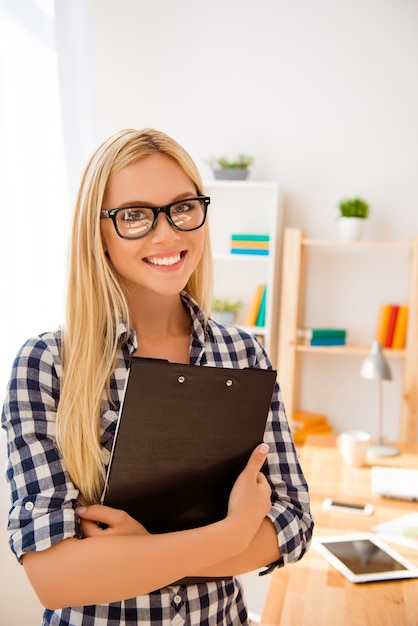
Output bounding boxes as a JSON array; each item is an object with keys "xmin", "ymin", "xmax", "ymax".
[{"xmin": 360, "ymin": 340, "xmax": 392, "ymax": 381}]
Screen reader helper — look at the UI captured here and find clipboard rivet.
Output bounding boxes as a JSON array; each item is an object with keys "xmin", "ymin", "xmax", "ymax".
[
  {"xmin": 226, "ymin": 379, "xmax": 233, "ymax": 386},
  {"xmin": 178, "ymin": 375, "xmax": 185, "ymax": 383}
]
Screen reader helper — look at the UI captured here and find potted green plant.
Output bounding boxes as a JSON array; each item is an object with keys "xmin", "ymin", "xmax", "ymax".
[
  {"xmin": 337, "ymin": 197, "xmax": 370, "ymax": 241},
  {"xmin": 211, "ymin": 298, "xmax": 242, "ymax": 324},
  {"xmin": 211, "ymin": 155, "xmax": 253, "ymax": 180}
]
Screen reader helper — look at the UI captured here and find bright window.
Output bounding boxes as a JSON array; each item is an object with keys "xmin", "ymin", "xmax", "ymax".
[
  {"xmin": 0, "ymin": 0, "xmax": 70, "ymax": 393},
  {"xmin": 0, "ymin": 4, "xmax": 71, "ymax": 531}
]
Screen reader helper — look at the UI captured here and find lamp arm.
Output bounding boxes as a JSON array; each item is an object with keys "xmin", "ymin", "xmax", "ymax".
[{"xmin": 377, "ymin": 379, "xmax": 384, "ymax": 445}]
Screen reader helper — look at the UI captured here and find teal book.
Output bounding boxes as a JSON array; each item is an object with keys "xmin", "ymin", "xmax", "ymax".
[
  {"xmin": 255, "ymin": 286, "xmax": 267, "ymax": 327},
  {"xmin": 231, "ymin": 234, "xmax": 270, "ymax": 242},
  {"xmin": 310, "ymin": 337, "xmax": 346, "ymax": 346}
]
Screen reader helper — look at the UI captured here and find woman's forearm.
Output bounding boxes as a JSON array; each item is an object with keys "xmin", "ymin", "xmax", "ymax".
[
  {"xmin": 23, "ymin": 517, "xmax": 253, "ymax": 610},
  {"xmin": 189, "ymin": 517, "xmax": 280, "ymax": 577},
  {"xmin": 23, "ymin": 444, "xmax": 272, "ymax": 609}
]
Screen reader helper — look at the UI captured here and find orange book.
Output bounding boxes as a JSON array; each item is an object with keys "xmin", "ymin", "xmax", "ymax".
[
  {"xmin": 230, "ymin": 240, "xmax": 270, "ymax": 249},
  {"xmin": 375, "ymin": 304, "xmax": 392, "ymax": 344},
  {"xmin": 291, "ymin": 411, "xmax": 332, "ymax": 445},
  {"xmin": 292, "ymin": 424, "xmax": 333, "ymax": 446},
  {"xmin": 292, "ymin": 411, "xmax": 328, "ymax": 429},
  {"xmin": 245, "ymin": 284, "xmax": 264, "ymax": 326},
  {"xmin": 385, "ymin": 305, "xmax": 399, "ymax": 348},
  {"xmin": 391, "ymin": 305, "xmax": 409, "ymax": 349}
]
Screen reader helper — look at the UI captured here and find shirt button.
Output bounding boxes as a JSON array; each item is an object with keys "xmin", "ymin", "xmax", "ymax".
[
  {"xmin": 24, "ymin": 502, "xmax": 34, "ymax": 511},
  {"xmin": 173, "ymin": 594, "xmax": 182, "ymax": 605}
]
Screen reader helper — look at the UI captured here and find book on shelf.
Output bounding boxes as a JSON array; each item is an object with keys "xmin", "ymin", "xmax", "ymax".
[
  {"xmin": 293, "ymin": 410, "xmax": 330, "ymax": 428},
  {"xmin": 255, "ymin": 285, "xmax": 267, "ymax": 327},
  {"xmin": 384, "ymin": 305, "xmax": 400, "ymax": 348},
  {"xmin": 231, "ymin": 233, "xmax": 270, "ymax": 242},
  {"xmin": 310, "ymin": 337, "xmax": 346, "ymax": 346},
  {"xmin": 297, "ymin": 327, "xmax": 346, "ymax": 346},
  {"xmin": 230, "ymin": 248, "xmax": 269, "ymax": 256},
  {"xmin": 230, "ymin": 240, "xmax": 270, "ymax": 249},
  {"xmin": 230, "ymin": 233, "xmax": 270, "ymax": 256},
  {"xmin": 245, "ymin": 283, "xmax": 265, "ymax": 326},
  {"xmin": 375, "ymin": 304, "xmax": 392, "ymax": 344},
  {"xmin": 391, "ymin": 305, "xmax": 408, "ymax": 349},
  {"xmin": 375, "ymin": 303, "xmax": 408, "ymax": 349},
  {"xmin": 291, "ymin": 411, "xmax": 333, "ymax": 445},
  {"xmin": 297, "ymin": 327, "xmax": 346, "ymax": 341}
]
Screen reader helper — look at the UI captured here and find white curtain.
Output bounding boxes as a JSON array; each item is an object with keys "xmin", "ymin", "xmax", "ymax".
[{"xmin": 0, "ymin": 0, "xmax": 70, "ymax": 526}]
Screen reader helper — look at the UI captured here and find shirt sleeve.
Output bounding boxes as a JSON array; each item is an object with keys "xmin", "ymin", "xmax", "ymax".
[
  {"xmin": 1, "ymin": 334, "xmax": 82, "ymax": 561},
  {"xmin": 252, "ymin": 339, "xmax": 314, "ymax": 570}
]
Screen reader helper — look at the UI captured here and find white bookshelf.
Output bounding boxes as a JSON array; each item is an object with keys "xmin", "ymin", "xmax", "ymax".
[{"xmin": 204, "ymin": 180, "xmax": 283, "ymax": 366}]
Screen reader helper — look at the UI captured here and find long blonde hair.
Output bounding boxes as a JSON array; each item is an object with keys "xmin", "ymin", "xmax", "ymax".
[{"xmin": 57, "ymin": 128, "xmax": 213, "ymax": 503}]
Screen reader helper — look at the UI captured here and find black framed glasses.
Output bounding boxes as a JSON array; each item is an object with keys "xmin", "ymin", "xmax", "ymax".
[{"xmin": 100, "ymin": 196, "xmax": 210, "ymax": 240}]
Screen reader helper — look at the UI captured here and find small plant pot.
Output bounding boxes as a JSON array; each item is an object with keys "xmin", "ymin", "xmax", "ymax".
[
  {"xmin": 337, "ymin": 217, "xmax": 367, "ymax": 241},
  {"xmin": 211, "ymin": 311, "xmax": 237, "ymax": 324},
  {"xmin": 213, "ymin": 168, "xmax": 249, "ymax": 181}
]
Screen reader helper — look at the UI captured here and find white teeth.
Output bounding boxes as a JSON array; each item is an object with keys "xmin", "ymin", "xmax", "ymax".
[{"xmin": 147, "ymin": 253, "xmax": 181, "ymax": 266}]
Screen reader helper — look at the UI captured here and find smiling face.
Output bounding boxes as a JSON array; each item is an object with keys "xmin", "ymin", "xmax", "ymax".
[{"xmin": 100, "ymin": 152, "xmax": 205, "ymax": 301}]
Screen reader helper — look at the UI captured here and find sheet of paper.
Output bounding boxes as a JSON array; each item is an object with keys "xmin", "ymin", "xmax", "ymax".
[{"xmin": 373, "ymin": 513, "xmax": 418, "ymax": 550}]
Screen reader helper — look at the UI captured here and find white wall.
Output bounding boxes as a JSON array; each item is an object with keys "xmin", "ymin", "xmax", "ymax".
[
  {"xmin": 87, "ymin": 0, "xmax": 418, "ymax": 241},
  {"xmin": 76, "ymin": 0, "xmax": 418, "ymax": 440}
]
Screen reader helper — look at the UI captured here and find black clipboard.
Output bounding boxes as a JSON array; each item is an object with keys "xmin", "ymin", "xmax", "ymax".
[{"xmin": 102, "ymin": 357, "xmax": 276, "ymax": 534}]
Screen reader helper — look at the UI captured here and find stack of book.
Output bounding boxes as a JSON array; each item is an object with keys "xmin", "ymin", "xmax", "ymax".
[
  {"xmin": 291, "ymin": 411, "xmax": 333, "ymax": 445},
  {"xmin": 230, "ymin": 233, "xmax": 270, "ymax": 256},
  {"xmin": 245, "ymin": 284, "xmax": 267, "ymax": 327},
  {"xmin": 375, "ymin": 304, "xmax": 409, "ymax": 349},
  {"xmin": 296, "ymin": 327, "xmax": 347, "ymax": 346}
]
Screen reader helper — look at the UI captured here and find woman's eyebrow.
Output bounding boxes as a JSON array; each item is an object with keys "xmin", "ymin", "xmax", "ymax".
[{"xmin": 114, "ymin": 192, "xmax": 198, "ymax": 208}]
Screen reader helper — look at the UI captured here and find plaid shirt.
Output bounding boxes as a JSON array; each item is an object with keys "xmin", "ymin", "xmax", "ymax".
[{"xmin": 2, "ymin": 292, "xmax": 313, "ymax": 626}]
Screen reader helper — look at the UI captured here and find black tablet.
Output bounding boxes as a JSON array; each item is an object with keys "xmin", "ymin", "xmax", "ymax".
[{"xmin": 313, "ymin": 534, "xmax": 418, "ymax": 583}]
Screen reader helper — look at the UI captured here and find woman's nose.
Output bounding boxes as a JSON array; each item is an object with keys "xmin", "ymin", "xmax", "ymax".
[{"xmin": 150, "ymin": 211, "xmax": 180, "ymax": 242}]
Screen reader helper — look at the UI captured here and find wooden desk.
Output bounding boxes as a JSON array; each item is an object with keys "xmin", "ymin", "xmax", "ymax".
[{"xmin": 260, "ymin": 436, "xmax": 418, "ymax": 626}]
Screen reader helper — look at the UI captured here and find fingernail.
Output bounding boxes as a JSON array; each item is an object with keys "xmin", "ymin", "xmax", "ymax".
[
  {"xmin": 258, "ymin": 443, "xmax": 269, "ymax": 454},
  {"xmin": 76, "ymin": 506, "xmax": 87, "ymax": 515}
]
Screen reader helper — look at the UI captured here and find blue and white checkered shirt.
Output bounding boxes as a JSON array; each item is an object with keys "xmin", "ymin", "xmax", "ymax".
[{"xmin": 2, "ymin": 292, "xmax": 313, "ymax": 626}]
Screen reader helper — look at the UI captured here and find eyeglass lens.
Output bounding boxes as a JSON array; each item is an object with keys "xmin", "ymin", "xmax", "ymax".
[{"xmin": 116, "ymin": 198, "xmax": 206, "ymax": 239}]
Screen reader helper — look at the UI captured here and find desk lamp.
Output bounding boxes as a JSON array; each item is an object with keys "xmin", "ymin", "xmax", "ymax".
[{"xmin": 360, "ymin": 340, "xmax": 399, "ymax": 457}]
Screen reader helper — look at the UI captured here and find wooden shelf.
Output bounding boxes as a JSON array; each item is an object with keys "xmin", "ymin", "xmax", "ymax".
[
  {"xmin": 302, "ymin": 238, "xmax": 412, "ymax": 250},
  {"xmin": 277, "ymin": 228, "xmax": 418, "ymax": 442},
  {"xmin": 294, "ymin": 342, "xmax": 406, "ymax": 358},
  {"xmin": 212, "ymin": 253, "xmax": 270, "ymax": 263}
]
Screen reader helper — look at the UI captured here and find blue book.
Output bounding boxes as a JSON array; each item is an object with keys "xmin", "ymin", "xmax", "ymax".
[{"xmin": 230, "ymin": 248, "xmax": 269, "ymax": 256}]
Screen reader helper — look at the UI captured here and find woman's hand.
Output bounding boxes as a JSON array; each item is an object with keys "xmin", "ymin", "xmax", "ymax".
[
  {"xmin": 226, "ymin": 443, "xmax": 272, "ymax": 544},
  {"xmin": 77, "ymin": 443, "xmax": 270, "ymax": 549},
  {"xmin": 76, "ymin": 504, "xmax": 149, "ymax": 538}
]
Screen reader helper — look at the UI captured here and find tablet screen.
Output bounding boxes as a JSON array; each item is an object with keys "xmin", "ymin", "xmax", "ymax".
[
  {"xmin": 313, "ymin": 534, "xmax": 418, "ymax": 582},
  {"xmin": 322, "ymin": 538, "xmax": 406, "ymax": 574}
]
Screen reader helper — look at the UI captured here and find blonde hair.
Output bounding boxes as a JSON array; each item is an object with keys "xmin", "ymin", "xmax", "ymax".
[{"xmin": 57, "ymin": 128, "xmax": 213, "ymax": 503}]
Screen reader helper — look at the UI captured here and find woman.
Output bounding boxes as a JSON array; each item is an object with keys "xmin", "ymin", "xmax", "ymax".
[{"xmin": 2, "ymin": 128, "xmax": 313, "ymax": 625}]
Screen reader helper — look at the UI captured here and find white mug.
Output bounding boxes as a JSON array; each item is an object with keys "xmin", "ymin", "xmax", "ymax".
[{"xmin": 336, "ymin": 430, "xmax": 371, "ymax": 467}]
